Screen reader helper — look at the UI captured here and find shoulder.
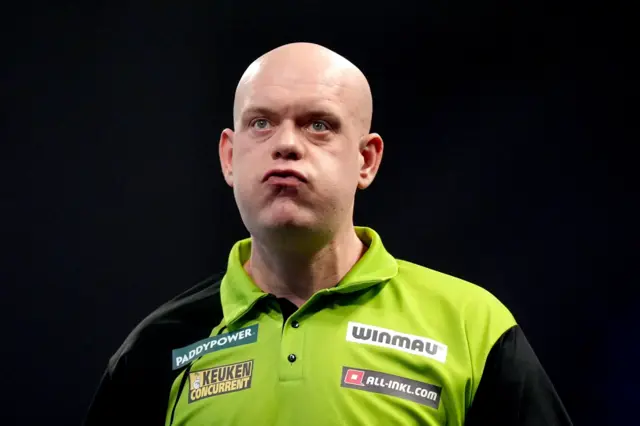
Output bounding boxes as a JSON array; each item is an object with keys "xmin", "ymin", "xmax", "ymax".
[
  {"xmin": 394, "ymin": 259, "xmax": 516, "ymax": 334},
  {"xmin": 85, "ymin": 274, "xmax": 225, "ymax": 425},
  {"xmin": 393, "ymin": 259, "xmax": 518, "ymax": 391},
  {"xmin": 396, "ymin": 259, "xmax": 512, "ymax": 311},
  {"xmin": 106, "ymin": 273, "xmax": 225, "ymax": 373}
]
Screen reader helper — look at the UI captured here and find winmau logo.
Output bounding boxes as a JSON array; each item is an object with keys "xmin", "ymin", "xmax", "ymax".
[{"xmin": 346, "ymin": 322, "xmax": 448, "ymax": 363}]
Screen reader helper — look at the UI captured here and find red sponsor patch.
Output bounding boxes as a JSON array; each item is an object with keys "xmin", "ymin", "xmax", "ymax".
[{"xmin": 344, "ymin": 369, "xmax": 365, "ymax": 386}]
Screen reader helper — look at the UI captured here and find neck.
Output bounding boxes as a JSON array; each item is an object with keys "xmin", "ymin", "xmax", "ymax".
[{"xmin": 244, "ymin": 225, "xmax": 365, "ymax": 307}]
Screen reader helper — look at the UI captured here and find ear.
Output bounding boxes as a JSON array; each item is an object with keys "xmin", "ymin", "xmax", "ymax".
[
  {"xmin": 357, "ymin": 133, "xmax": 384, "ymax": 190},
  {"xmin": 219, "ymin": 128, "xmax": 235, "ymax": 187}
]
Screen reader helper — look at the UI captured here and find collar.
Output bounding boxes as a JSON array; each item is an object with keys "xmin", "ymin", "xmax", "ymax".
[{"xmin": 220, "ymin": 226, "xmax": 398, "ymax": 327}]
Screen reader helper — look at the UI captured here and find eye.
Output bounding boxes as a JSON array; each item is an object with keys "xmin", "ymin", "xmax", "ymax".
[
  {"xmin": 309, "ymin": 120, "xmax": 329, "ymax": 132},
  {"xmin": 251, "ymin": 118, "xmax": 271, "ymax": 130}
]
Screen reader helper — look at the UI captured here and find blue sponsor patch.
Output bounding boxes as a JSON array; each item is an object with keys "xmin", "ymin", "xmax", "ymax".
[{"xmin": 172, "ymin": 325, "xmax": 258, "ymax": 370}]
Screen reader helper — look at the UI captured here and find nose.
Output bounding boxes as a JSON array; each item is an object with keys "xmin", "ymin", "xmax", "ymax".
[{"xmin": 271, "ymin": 125, "xmax": 303, "ymax": 161}]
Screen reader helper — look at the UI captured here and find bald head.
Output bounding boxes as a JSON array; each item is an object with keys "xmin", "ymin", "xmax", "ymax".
[
  {"xmin": 233, "ymin": 42, "xmax": 373, "ymax": 135},
  {"xmin": 219, "ymin": 43, "xmax": 384, "ymax": 242}
]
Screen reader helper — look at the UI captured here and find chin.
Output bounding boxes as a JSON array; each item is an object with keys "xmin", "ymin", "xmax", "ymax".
[
  {"xmin": 244, "ymin": 201, "xmax": 327, "ymax": 241},
  {"xmin": 255, "ymin": 211, "xmax": 321, "ymax": 235},
  {"xmin": 261, "ymin": 203, "xmax": 312, "ymax": 227},
  {"xmin": 263, "ymin": 215, "xmax": 313, "ymax": 230}
]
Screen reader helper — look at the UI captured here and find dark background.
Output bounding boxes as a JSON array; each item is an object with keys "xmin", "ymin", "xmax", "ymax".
[{"xmin": 3, "ymin": 1, "xmax": 624, "ymax": 425}]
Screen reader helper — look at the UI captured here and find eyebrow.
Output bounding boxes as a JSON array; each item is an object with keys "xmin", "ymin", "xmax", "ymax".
[
  {"xmin": 240, "ymin": 105, "xmax": 343, "ymax": 126},
  {"xmin": 241, "ymin": 106, "xmax": 277, "ymax": 119}
]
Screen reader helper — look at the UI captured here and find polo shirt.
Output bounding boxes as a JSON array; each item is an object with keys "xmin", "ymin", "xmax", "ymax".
[{"xmin": 85, "ymin": 227, "xmax": 573, "ymax": 426}]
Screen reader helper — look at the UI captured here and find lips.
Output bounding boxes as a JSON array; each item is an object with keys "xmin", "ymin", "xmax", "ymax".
[{"xmin": 263, "ymin": 169, "xmax": 308, "ymax": 183}]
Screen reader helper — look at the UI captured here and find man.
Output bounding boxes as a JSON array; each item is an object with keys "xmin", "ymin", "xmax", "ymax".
[{"xmin": 85, "ymin": 42, "xmax": 572, "ymax": 425}]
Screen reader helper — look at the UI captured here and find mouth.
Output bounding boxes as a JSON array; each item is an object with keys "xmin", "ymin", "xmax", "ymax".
[{"xmin": 263, "ymin": 169, "xmax": 308, "ymax": 184}]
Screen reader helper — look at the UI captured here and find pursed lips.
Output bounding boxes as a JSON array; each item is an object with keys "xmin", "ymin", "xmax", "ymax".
[{"xmin": 263, "ymin": 169, "xmax": 308, "ymax": 183}]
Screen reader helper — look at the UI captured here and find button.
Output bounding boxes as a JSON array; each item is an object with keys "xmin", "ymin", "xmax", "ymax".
[
  {"xmin": 287, "ymin": 354, "xmax": 297, "ymax": 363},
  {"xmin": 291, "ymin": 320, "xmax": 300, "ymax": 328}
]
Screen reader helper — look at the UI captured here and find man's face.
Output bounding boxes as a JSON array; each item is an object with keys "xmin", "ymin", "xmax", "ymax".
[{"xmin": 220, "ymin": 62, "xmax": 370, "ymax": 239}]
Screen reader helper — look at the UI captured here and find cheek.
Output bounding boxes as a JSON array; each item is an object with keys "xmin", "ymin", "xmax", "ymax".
[
  {"xmin": 232, "ymin": 148, "xmax": 261, "ymax": 184},
  {"xmin": 233, "ymin": 168, "xmax": 259, "ymax": 205},
  {"xmin": 322, "ymin": 151, "xmax": 361, "ymax": 188},
  {"xmin": 231, "ymin": 167, "xmax": 258, "ymax": 209}
]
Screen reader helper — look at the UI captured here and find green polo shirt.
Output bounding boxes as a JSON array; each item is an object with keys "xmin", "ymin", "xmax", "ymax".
[{"xmin": 164, "ymin": 227, "xmax": 516, "ymax": 425}]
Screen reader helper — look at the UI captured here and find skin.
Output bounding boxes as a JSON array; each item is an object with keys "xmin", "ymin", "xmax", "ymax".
[{"xmin": 219, "ymin": 42, "xmax": 384, "ymax": 306}]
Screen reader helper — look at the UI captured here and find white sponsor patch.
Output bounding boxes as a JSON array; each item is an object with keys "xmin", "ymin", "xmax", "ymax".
[{"xmin": 346, "ymin": 322, "xmax": 448, "ymax": 363}]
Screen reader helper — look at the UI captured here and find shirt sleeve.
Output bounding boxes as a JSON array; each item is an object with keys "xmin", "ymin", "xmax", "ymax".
[
  {"xmin": 83, "ymin": 352, "xmax": 167, "ymax": 426},
  {"xmin": 465, "ymin": 325, "xmax": 573, "ymax": 426},
  {"xmin": 83, "ymin": 357, "xmax": 127, "ymax": 425},
  {"xmin": 84, "ymin": 354, "xmax": 140, "ymax": 426}
]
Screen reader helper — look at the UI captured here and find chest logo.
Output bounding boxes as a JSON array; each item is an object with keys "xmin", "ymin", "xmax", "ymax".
[
  {"xmin": 341, "ymin": 366, "xmax": 442, "ymax": 409},
  {"xmin": 172, "ymin": 324, "xmax": 258, "ymax": 370},
  {"xmin": 346, "ymin": 322, "xmax": 448, "ymax": 363},
  {"xmin": 189, "ymin": 360, "xmax": 254, "ymax": 403}
]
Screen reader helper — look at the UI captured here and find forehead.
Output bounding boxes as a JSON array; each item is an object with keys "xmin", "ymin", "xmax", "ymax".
[{"xmin": 237, "ymin": 65, "xmax": 358, "ymax": 119}]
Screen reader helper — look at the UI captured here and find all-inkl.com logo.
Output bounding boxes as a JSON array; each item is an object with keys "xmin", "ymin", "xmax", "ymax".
[{"xmin": 340, "ymin": 366, "xmax": 442, "ymax": 409}]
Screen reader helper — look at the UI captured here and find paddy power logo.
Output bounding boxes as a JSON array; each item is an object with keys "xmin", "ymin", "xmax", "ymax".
[
  {"xmin": 172, "ymin": 325, "xmax": 258, "ymax": 370},
  {"xmin": 189, "ymin": 360, "xmax": 254, "ymax": 403}
]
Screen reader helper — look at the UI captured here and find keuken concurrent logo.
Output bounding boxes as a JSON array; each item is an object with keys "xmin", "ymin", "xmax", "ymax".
[{"xmin": 189, "ymin": 360, "xmax": 254, "ymax": 403}]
